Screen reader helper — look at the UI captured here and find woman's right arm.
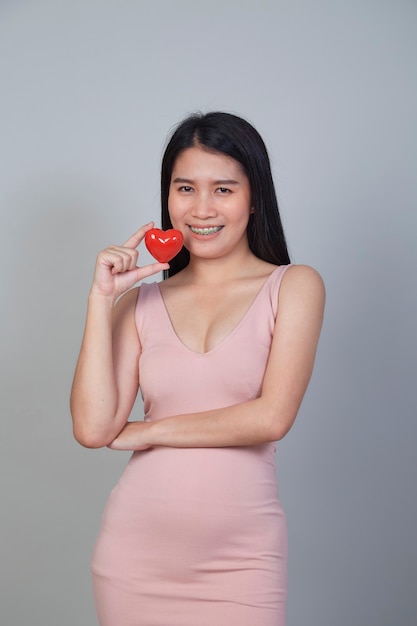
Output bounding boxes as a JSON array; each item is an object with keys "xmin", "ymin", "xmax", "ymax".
[{"xmin": 70, "ymin": 223, "xmax": 169, "ymax": 448}]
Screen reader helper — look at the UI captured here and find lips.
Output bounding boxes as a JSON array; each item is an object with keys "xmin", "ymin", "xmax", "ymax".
[{"xmin": 188, "ymin": 225, "xmax": 223, "ymax": 235}]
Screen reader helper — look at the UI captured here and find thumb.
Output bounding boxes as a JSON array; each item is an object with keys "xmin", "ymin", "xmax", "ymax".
[{"xmin": 132, "ymin": 261, "xmax": 170, "ymax": 283}]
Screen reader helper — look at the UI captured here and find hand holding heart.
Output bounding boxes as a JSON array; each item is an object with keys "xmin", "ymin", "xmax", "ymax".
[{"xmin": 90, "ymin": 223, "xmax": 173, "ymax": 301}]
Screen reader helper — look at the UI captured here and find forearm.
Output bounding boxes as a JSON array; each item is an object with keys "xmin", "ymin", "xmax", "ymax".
[
  {"xmin": 110, "ymin": 395, "xmax": 299, "ymax": 451},
  {"xmin": 148, "ymin": 399, "xmax": 289, "ymax": 447},
  {"xmin": 70, "ymin": 294, "xmax": 120, "ymax": 446}
]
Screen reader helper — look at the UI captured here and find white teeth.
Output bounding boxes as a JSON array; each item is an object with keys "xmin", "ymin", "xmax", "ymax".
[{"xmin": 189, "ymin": 226, "xmax": 222, "ymax": 235}]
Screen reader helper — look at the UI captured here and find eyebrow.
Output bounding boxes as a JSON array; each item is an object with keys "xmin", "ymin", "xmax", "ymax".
[{"xmin": 172, "ymin": 177, "xmax": 241, "ymax": 185}]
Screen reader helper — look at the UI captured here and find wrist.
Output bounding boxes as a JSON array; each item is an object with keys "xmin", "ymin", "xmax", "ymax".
[
  {"xmin": 88, "ymin": 289, "xmax": 117, "ymax": 307},
  {"xmin": 143, "ymin": 419, "xmax": 163, "ymax": 447}
]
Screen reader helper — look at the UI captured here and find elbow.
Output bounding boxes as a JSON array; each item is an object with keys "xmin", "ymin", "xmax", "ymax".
[
  {"xmin": 72, "ymin": 417, "xmax": 114, "ymax": 449},
  {"xmin": 267, "ymin": 423, "xmax": 287, "ymax": 443},
  {"xmin": 74, "ymin": 435, "xmax": 105, "ymax": 449},
  {"xmin": 73, "ymin": 427, "xmax": 107, "ymax": 449},
  {"xmin": 271, "ymin": 424, "xmax": 291, "ymax": 442},
  {"xmin": 264, "ymin": 409, "xmax": 297, "ymax": 443},
  {"xmin": 70, "ymin": 399, "xmax": 118, "ymax": 448}
]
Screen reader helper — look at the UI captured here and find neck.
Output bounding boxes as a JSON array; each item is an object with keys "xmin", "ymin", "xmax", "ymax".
[{"xmin": 184, "ymin": 249, "xmax": 260, "ymax": 285}]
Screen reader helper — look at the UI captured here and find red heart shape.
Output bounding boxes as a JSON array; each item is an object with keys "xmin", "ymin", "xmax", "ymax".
[{"xmin": 144, "ymin": 228, "xmax": 184, "ymax": 263}]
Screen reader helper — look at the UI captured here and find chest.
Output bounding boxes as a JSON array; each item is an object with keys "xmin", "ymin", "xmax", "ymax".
[{"xmin": 159, "ymin": 280, "xmax": 266, "ymax": 354}]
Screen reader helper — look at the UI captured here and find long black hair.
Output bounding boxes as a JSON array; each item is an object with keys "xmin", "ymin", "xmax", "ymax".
[{"xmin": 161, "ymin": 111, "xmax": 290, "ymax": 277}]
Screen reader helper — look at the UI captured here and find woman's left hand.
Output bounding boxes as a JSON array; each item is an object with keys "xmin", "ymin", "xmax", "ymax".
[{"xmin": 107, "ymin": 421, "xmax": 152, "ymax": 451}]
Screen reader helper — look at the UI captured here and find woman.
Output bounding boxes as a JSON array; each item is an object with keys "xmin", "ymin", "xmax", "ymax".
[{"xmin": 71, "ymin": 112, "xmax": 325, "ymax": 626}]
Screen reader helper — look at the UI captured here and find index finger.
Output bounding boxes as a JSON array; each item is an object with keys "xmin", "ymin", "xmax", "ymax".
[{"xmin": 122, "ymin": 222, "xmax": 155, "ymax": 248}]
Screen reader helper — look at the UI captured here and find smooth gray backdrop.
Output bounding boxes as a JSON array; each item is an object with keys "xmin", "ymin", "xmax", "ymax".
[{"xmin": 1, "ymin": 1, "xmax": 416, "ymax": 625}]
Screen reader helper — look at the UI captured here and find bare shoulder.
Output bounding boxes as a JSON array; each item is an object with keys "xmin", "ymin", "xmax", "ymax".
[
  {"xmin": 282, "ymin": 264, "xmax": 325, "ymax": 294},
  {"xmin": 279, "ymin": 264, "xmax": 326, "ymax": 315}
]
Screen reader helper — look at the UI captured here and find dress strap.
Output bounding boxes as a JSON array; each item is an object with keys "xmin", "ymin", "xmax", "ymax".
[
  {"xmin": 267, "ymin": 265, "xmax": 292, "ymax": 318},
  {"xmin": 135, "ymin": 282, "xmax": 166, "ymax": 347}
]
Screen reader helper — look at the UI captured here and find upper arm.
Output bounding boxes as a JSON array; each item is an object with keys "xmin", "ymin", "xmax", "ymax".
[
  {"xmin": 261, "ymin": 265, "xmax": 326, "ymax": 439},
  {"xmin": 111, "ymin": 287, "xmax": 141, "ymax": 429}
]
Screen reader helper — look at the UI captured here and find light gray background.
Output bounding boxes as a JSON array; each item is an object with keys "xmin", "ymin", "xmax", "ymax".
[{"xmin": 1, "ymin": 1, "xmax": 416, "ymax": 625}]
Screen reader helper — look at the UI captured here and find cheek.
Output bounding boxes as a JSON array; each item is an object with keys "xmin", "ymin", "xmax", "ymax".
[
  {"xmin": 167, "ymin": 193, "xmax": 176, "ymax": 220},
  {"xmin": 167, "ymin": 204, "xmax": 182, "ymax": 231},
  {"xmin": 167, "ymin": 194, "xmax": 189, "ymax": 223}
]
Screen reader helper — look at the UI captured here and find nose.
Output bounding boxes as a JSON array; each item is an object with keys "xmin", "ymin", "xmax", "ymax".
[{"xmin": 190, "ymin": 191, "xmax": 217, "ymax": 219}]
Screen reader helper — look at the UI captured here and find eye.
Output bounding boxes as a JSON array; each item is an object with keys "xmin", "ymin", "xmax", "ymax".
[
  {"xmin": 216, "ymin": 187, "xmax": 231, "ymax": 194},
  {"xmin": 178, "ymin": 185, "xmax": 193, "ymax": 192}
]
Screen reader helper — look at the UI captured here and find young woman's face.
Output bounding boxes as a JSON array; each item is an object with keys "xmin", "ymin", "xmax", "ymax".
[{"xmin": 168, "ymin": 146, "xmax": 252, "ymax": 260}]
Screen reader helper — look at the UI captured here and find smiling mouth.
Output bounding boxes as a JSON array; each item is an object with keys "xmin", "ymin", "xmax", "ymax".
[{"xmin": 188, "ymin": 226, "xmax": 223, "ymax": 235}]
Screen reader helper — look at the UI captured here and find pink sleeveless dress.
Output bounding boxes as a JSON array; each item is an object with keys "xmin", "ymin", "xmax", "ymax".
[{"xmin": 91, "ymin": 265, "xmax": 290, "ymax": 626}]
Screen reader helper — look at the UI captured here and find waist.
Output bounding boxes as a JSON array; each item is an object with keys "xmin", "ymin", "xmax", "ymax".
[{"xmin": 118, "ymin": 444, "xmax": 279, "ymax": 505}]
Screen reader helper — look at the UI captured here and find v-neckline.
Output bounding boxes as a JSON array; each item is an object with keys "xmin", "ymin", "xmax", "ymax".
[{"xmin": 154, "ymin": 266, "xmax": 282, "ymax": 357}]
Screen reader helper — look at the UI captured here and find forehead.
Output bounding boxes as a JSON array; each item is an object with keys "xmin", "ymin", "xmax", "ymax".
[{"xmin": 172, "ymin": 146, "xmax": 246, "ymax": 179}]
